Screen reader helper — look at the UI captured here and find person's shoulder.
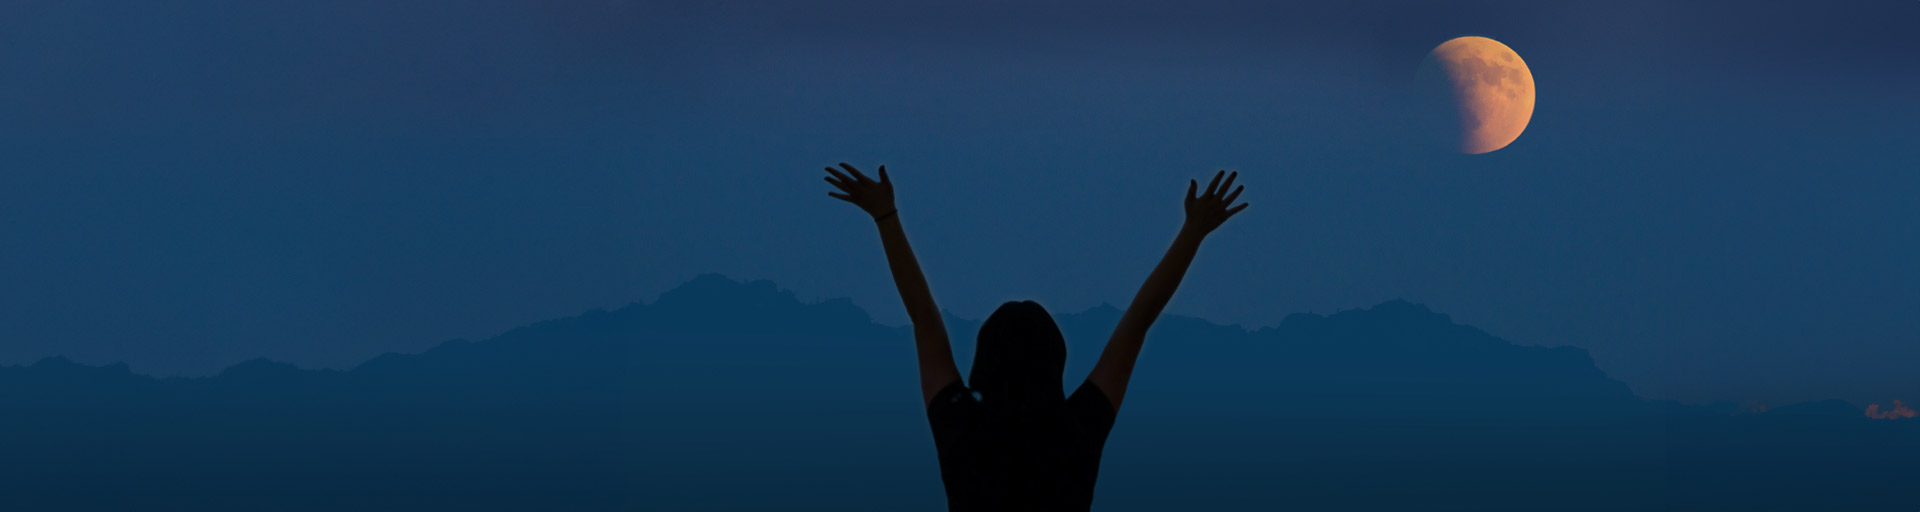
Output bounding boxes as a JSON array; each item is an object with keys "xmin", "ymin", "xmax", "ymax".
[
  {"xmin": 1066, "ymin": 379, "xmax": 1117, "ymax": 423},
  {"xmin": 926, "ymin": 379, "xmax": 979, "ymax": 437},
  {"xmin": 927, "ymin": 379, "xmax": 973, "ymax": 411}
]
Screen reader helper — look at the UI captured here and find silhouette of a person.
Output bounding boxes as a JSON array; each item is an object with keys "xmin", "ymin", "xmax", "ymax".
[{"xmin": 824, "ymin": 163, "xmax": 1248, "ymax": 511}]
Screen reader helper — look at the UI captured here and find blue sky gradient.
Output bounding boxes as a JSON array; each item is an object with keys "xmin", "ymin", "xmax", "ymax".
[{"xmin": 1, "ymin": 0, "xmax": 1915, "ymax": 407}]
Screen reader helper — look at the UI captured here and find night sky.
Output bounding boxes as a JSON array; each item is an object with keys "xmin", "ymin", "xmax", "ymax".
[{"xmin": 1, "ymin": 0, "xmax": 1915, "ymax": 408}]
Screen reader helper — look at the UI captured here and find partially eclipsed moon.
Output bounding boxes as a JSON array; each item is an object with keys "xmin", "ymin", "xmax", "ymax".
[{"xmin": 1429, "ymin": 36, "xmax": 1534, "ymax": 154}]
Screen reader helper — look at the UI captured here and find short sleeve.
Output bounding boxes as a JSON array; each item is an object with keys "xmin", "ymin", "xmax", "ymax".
[
  {"xmin": 925, "ymin": 378, "xmax": 975, "ymax": 432},
  {"xmin": 1064, "ymin": 379, "xmax": 1118, "ymax": 433}
]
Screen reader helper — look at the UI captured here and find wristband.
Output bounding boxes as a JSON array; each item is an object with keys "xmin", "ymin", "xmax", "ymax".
[{"xmin": 874, "ymin": 209, "xmax": 898, "ymax": 223}]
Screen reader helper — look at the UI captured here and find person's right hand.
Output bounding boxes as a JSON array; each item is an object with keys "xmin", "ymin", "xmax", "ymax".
[
  {"xmin": 1182, "ymin": 170, "xmax": 1248, "ymax": 236},
  {"xmin": 824, "ymin": 162, "xmax": 897, "ymax": 220}
]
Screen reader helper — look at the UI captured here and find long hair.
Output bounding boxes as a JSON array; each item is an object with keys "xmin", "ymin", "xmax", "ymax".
[{"xmin": 969, "ymin": 300, "xmax": 1068, "ymax": 419}]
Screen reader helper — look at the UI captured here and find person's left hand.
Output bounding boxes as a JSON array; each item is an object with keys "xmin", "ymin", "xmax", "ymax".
[{"xmin": 824, "ymin": 163, "xmax": 897, "ymax": 220}]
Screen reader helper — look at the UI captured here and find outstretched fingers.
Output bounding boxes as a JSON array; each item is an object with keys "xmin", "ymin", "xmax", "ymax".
[
  {"xmin": 826, "ymin": 176, "xmax": 859, "ymax": 193},
  {"xmin": 1216, "ymin": 171, "xmax": 1238, "ymax": 198},
  {"xmin": 1221, "ymin": 185, "xmax": 1244, "ymax": 205},
  {"xmin": 1225, "ymin": 202, "xmax": 1250, "ymax": 217},
  {"xmin": 839, "ymin": 162, "xmax": 872, "ymax": 183},
  {"xmin": 1204, "ymin": 170, "xmax": 1224, "ymax": 197},
  {"xmin": 825, "ymin": 166, "xmax": 854, "ymax": 184}
]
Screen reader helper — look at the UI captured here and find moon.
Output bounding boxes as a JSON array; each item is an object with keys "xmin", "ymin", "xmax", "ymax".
[{"xmin": 1426, "ymin": 36, "xmax": 1534, "ymax": 154}]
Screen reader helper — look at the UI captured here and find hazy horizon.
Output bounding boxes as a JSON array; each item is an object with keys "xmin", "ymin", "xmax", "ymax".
[{"xmin": 15, "ymin": 272, "xmax": 1906, "ymax": 414}]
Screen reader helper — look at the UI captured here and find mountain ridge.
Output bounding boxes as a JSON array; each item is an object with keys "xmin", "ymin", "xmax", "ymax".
[
  {"xmin": 0, "ymin": 273, "xmax": 1857, "ymax": 414},
  {"xmin": 2, "ymin": 274, "xmax": 1572, "ymax": 380},
  {"xmin": 2, "ymin": 274, "xmax": 1914, "ymax": 511}
]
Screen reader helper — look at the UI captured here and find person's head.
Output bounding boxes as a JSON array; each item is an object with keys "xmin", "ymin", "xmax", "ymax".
[{"xmin": 970, "ymin": 300, "xmax": 1068, "ymax": 410}]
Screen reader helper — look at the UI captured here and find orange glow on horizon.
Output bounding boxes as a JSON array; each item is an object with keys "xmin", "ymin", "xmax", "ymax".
[{"xmin": 1865, "ymin": 400, "xmax": 1917, "ymax": 419}]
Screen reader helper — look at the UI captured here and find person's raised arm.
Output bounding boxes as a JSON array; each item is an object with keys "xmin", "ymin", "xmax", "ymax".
[
  {"xmin": 824, "ymin": 163, "xmax": 961, "ymax": 405},
  {"xmin": 1087, "ymin": 170, "xmax": 1248, "ymax": 412}
]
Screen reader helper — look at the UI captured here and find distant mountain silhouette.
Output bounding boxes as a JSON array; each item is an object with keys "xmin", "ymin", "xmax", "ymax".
[
  {"xmin": 1765, "ymin": 398, "xmax": 1862, "ymax": 416},
  {"xmin": 1, "ymin": 274, "xmax": 1913, "ymax": 511}
]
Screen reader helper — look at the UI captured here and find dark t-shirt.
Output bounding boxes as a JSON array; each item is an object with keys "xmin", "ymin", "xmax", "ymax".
[{"xmin": 925, "ymin": 378, "xmax": 1118, "ymax": 511}]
